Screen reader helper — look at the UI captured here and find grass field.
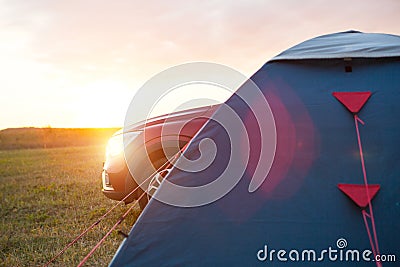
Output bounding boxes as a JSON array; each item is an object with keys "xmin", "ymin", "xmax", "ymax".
[
  {"xmin": 0, "ymin": 128, "xmax": 120, "ymax": 150},
  {"xmin": 0, "ymin": 138, "xmax": 141, "ymax": 266}
]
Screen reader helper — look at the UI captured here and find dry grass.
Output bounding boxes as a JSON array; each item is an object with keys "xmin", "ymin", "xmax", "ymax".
[
  {"xmin": 0, "ymin": 131, "xmax": 141, "ymax": 266},
  {"xmin": 0, "ymin": 128, "xmax": 120, "ymax": 150}
]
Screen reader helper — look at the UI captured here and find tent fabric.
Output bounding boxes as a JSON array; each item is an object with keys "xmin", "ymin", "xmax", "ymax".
[
  {"xmin": 271, "ymin": 30, "xmax": 400, "ymax": 61},
  {"xmin": 332, "ymin": 91, "xmax": 371, "ymax": 114},
  {"xmin": 110, "ymin": 32, "xmax": 400, "ymax": 266},
  {"xmin": 337, "ymin": 184, "xmax": 380, "ymax": 209}
]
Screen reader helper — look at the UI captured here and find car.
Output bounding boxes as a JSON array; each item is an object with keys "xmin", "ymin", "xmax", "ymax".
[{"xmin": 101, "ymin": 104, "xmax": 221, "ymax": 209}]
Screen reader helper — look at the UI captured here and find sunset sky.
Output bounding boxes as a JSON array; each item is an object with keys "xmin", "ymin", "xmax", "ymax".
[{"xmin": 1, "ymin": 0, "xmax": 399, "ymax": 129}]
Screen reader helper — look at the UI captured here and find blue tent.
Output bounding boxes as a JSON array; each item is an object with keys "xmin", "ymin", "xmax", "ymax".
[{"xmin": 110, "ymin": 31, "xmax": 400, "ymax": 266}]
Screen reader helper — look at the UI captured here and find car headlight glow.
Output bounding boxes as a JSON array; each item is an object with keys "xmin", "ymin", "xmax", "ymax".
[
  {"xmin": 106, "ymin": 131, "xmax": 141, "ymax": 158},
  {"xmin": 106, "ymin": 134, "xmax": 124, "ymax": 157}
]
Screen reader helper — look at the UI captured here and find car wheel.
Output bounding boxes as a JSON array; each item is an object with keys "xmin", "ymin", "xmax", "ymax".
[
  {"xmin": 147, "ymin": 168, "xmax": 172, "ymax": 200},
  {"xmin": 137, "ymin": 158, "xmax": 173, "ymax": 210}
]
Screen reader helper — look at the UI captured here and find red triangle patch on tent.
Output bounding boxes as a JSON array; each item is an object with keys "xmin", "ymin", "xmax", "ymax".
[
  {"xmin": 338, "ymin": 184, "xmax": 380, "ymax": 208},
  {"xmin": 332, "ymin": 92, "xmax": 371, "ymax": 113}
]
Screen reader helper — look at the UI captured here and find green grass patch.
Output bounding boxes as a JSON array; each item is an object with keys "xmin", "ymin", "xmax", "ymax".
[{"xmin": 0, "ymin": 146, "xmax": 141, "ymax": 266}]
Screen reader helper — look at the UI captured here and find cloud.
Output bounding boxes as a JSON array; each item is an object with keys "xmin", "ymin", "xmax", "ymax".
[
  {"xmin": 0, "ymin": 0, "xmax": 399, "ymax": 128},
  {"xmin": 3, "ymin": 0, "xmax": 400, "ymax": 75}
]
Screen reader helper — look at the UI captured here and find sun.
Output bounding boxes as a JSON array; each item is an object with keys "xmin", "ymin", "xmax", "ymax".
[{"xmin": 73, "ymin": 80, "xmax": 134, "ymax": 128}]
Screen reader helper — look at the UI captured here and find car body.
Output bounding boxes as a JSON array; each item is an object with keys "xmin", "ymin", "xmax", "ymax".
[{"xmin": 101, "ymin": 104, "xmax": 220, "ymax": 208}]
